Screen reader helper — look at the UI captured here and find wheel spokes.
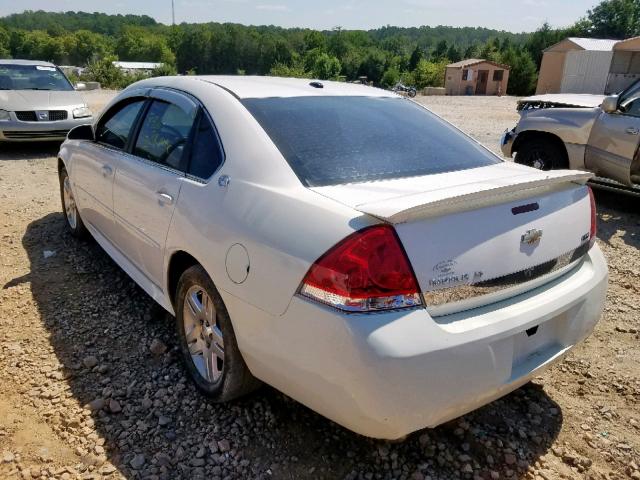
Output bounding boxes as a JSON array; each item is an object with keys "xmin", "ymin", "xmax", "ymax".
[{"xmin": 183, "ymin": 285, "xmax": 224, "ymax": 384}]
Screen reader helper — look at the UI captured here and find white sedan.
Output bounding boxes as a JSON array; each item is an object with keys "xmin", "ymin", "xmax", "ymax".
[{"xmin": 58, "ymin": 76, "xmax": 608, "ymax": 440}]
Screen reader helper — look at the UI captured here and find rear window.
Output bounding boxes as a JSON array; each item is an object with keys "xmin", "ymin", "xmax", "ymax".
[{"xmin": 242, "ymin": 96, "xmax": 500, "ymax": 187}]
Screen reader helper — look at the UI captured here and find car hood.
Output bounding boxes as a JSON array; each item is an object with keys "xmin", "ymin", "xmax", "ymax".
[
  {"xmin": 0, "ymin": 90, "xmax": 86, "ymax": 111},
  {"xmin": 518, "ymin": 94, "xmax": 606, "ymax": 109}
]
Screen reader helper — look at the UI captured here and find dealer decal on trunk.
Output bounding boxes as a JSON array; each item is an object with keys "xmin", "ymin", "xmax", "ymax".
[{"xmin": 429, "ymin": 259, "xmax": 483, "ymax": 289}]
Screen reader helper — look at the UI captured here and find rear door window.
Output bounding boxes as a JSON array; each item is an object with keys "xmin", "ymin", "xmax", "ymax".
[
  {"xmin": 242, "ymin": 96, "xmax": 500, "ymax": 187},
  {"xmin": 187, "ymin": 112, "xmax": 224, "ymax": 179},
  {"xmin": 133, "ymin": 100, "xmax": 195, "ymax": 171},
  {"xmin": 96, "ymin": 99, "xmax": 146, "ymax": 150}
]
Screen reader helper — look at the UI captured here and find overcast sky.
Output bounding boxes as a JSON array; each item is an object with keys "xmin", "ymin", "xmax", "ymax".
[{"xmin": 0, "ymin": 0, "xmax": 599, "ymax": 33}]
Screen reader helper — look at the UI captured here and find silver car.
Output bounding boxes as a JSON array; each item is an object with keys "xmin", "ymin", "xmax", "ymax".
[
  {"xmin": 501, "ymin": 80, "xmax": 640, "ymax": 194},
  {"xmin": 0, "ymin": 59, "xmax": 93, "ymax": 142}
]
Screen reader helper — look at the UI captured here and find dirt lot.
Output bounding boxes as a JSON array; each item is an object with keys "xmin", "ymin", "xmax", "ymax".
[{"xmin": 0, "ymin": 91, "xmax": 638, "ymax": 480}]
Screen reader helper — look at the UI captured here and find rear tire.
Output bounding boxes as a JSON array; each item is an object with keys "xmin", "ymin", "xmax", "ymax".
[
  {"xmin": 59, "ymin": 167, "xmax": 88, "ymax": 238},
  {"xmin": 175, "ymin": 265, "xmax": 261, "ymax": 401},
  {"xmin": 515, "ymin": 137, "xmax": 567, "ymax": 171}
]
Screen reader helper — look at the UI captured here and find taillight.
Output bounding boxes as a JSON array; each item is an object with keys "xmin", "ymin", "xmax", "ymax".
[
  {"xmin": 588, "ymin": 186, "xmax": 597, "ymax": 248},
  {"xmin": 299, "ymin": 225, "xmax": 422, "ymax": 312}
]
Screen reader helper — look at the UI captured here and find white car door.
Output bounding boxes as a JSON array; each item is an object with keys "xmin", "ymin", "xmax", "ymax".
[
  {"xmin": 111, "ymin": 88, "xmax": 198, "ymax": 288},
  {"xmin": 72, "ymin": 97, "xmax": 146, "ymax": 237}
]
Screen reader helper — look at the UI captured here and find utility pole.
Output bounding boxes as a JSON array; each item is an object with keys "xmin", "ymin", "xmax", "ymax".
[{"xmin": 172, "ymin": 0, "xmax": 176, "ymax": 26}]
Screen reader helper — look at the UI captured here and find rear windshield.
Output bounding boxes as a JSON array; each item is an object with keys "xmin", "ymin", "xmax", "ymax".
[
  {"xmin": 242, "ymin": 96, "xmax": 500, "ymax": 187},
  {"xmin": 0, "ymin": 64, "xmax": 73, "ymax": 91}
]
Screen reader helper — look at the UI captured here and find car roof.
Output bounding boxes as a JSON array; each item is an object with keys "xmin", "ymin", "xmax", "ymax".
[
  {"xmin": 0, "ymin": 59, "xmax": 57, "ymax": 67},
  {"xmin": 140, "ymin": 75, "xmax": 398, "ymax": 100}
]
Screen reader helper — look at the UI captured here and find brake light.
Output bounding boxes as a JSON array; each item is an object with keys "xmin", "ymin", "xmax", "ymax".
[
  {"xmin": 588, "ymin": 186, "xmax": 597, "ymax": 247},
  {"xmin": 299, "ymin": 225, "xmax": 422, "ymax": 312}
]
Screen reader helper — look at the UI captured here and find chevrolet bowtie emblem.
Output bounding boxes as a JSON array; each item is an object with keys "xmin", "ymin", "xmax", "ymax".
[{"xmin": 521, "ymin": 229, "xmax": 543, "ymax": 245}]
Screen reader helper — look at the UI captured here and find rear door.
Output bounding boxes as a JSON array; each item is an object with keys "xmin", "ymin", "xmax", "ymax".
[
  {"xmin": 72, "ymin": 96, "xmax": 146, "ymax": 237},
  {"xmin": 585, "ymin": 81, "xmax": 640, "ymax": 185},
  {"xmin": 112, "ymin": 88, "xmax": 198, "ymax": 287}
]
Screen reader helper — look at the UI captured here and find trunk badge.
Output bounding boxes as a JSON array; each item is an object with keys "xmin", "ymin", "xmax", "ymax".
[{"xmin": 521, "ymin": 229, "xmax": 543, "ymax": 245}]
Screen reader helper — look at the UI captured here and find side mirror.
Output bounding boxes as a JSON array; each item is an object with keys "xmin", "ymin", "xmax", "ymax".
[
  {"xmin": 74, "ymin": 82, "xmax": 87, "ymax": 91},
  {"xmin": 601, "ymin": 95, "xmax": 619, "ymax": 113},
  {"xmin": 67, "ymin": 124, "xmax": 95, "ymax": 141}
]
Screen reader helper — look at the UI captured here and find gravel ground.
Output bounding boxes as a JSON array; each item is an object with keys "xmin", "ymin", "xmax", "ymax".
[{"xmin": 0, "ymin": 91, "xmax": 638, "ymax": 480}]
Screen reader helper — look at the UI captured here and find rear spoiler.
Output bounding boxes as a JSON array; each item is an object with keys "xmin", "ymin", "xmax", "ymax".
[{"xmin": 355, "ymin": 170, "xmax": 594, "ymax": 224}]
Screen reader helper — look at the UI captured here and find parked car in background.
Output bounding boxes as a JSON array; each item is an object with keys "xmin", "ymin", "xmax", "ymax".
[
  {"xmin": 501, "ymin": 79, "xmax": 640, "ymax": 195},
  {"xmin": 0, "ymin": 59, "xmax": 92, "ymax": 142},
  {"xmin": 58, "ymin": 76, "xmax": 607, "ymax": 440}
]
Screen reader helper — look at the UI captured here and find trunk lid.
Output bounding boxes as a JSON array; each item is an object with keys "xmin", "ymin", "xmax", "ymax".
[{"xmin": 312, "ymin": 163, "xmax": 594, "ymax": 315}]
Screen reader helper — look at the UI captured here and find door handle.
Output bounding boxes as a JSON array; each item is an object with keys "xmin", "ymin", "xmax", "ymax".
[
  {"xmin": 157, "ymin": 192, "xmax": 174, "ymax": 205},
  {"xmin": 101, "ymin": 164, "xmax": 113, "ymax": 176},
  {"xmin": 626, "ymin": 127, "xmax": 639, "ymax": 135}
]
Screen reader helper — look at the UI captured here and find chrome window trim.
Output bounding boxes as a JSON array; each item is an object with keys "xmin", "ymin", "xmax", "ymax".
[{"xmin": 151, "ymin": 86, "xmax": 227, "ymax": 184}]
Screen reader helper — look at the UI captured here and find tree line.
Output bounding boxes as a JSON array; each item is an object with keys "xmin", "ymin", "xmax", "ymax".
[{"xmin": 0, "ymin": 0, "xmax": 638, "ymax": 94}]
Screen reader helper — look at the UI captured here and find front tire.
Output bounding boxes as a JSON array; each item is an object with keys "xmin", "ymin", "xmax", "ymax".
[
  {"xmin": 175, "ymin": 265, "xmax": 261, "ymax": 401},
  {"xmin": 59, "ymin": 167, "xmax": 88, "ymax": 238},
  {"xmin": 515, "ymin": 137, "xmax": 567, "ymax": 170}
]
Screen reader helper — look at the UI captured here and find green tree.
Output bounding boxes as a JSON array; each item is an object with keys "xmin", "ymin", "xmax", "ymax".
[
  {"xmin": 0, "ymin": 26, "xmax": 10, "ymax": 58},
  {"xmin": 381, "ymin": 67, "xmax": 401, "ymax": 88},
  {"xmin": 446, "ymin": 44, "xmax": 461, "ymax": 63},
  {"xmin": 432, "ymin": 40, "xmax": 448, "ymax": 60},
  {"xmin": 586, "ymin": 0, "xmax": 640, "ymax": 38},
  {"xmin": 358, "ymin": 49, "xmax": 387, "ymax": 84},
  {"xmin": 500, "ymin": 47, "xmax": 537, "ymax": 95},
  {"xmin": 412, "ymin": 59, "xmax": 447, "ymax": 88},
  {"xmin": 81, "ymin": 55, "xmax": 126, "ymax": 88},
  {"xmin": 311, "ymin": 53, "xmax": 341, "ymax": 79},
  {"xmin": 64, "ymin": 30, "xmax": 113, "ymax": 65},
  {"xmin": 116, "ymin": 27, "xmax": 175, "ymax": 64},
  {"xmin": 269, "ymin": 61, "xmax": 310, "ymax": 78},
  {"xmin": 408, "ymin": 45, "xmax": 423, "ymax": 70}
]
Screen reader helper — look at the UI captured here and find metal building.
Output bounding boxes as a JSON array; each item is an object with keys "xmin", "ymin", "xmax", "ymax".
[{"xmin": 536, "ymin": 38, "xmax": 617, "ymax": 95}]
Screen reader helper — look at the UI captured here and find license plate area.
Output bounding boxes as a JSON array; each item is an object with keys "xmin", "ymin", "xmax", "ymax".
[{"xmin": 512, "ymin": 314, "xmax": 566, "ymax": 368}]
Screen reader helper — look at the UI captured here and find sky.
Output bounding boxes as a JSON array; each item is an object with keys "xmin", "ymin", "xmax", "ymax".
[{"xmin": 0, "ymin": 0, "xmax": 599, "ymax": 33}]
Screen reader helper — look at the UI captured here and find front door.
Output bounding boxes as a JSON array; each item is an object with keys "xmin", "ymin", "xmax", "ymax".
[
  {"xmin": 476, "ymin": 70, "xmax": 488, "ymax": 95},
  {"xmin": 72, "ymin": 98, "xmax": 146, "ymax": 237},
  {"xmin": 112, "ymin": 89, "xmax": 198, "ymax": 288},
  {"xmin": 585, "ymin": 81, "xmax": 640, "ymax": 186}
]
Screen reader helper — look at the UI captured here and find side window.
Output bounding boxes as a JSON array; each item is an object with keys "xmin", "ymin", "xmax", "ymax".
[
  {"xmin": 618, "ymin": 81, "xmax": 640, "ymax": 117},
  {"xmin": 188, "ymin": 112, "xmax": 224, "ymax": 179},
  {"xmin": 96, "ymin": 99, "xmax": 145, "ymax": 150},
  {"xmin": 133, "ymin": 100, "xmax": 195, "ymax": 170}
]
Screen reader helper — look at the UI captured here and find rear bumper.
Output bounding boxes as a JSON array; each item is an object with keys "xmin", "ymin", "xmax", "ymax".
[
  {"xmin": 0, "ymin": 117, "xmax": 92, "ymax": 142},
  {"xmin": 500, "ymin": 128, "xmax": 516, "ymax": 157},
  {"xmin": 225, "ymin": 244, "xmax": 608, "ymax": 439}
]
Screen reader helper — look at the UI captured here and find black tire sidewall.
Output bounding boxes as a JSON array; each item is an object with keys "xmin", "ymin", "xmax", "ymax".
[
  {"xmin": 175, "ymin": 265, "xmax": 257, "ymax": 401},
  {"xmin": 516, "ymin": 139, "xmax": 566, "ymax": 170},
  {"xmin": 59, "ymin": 168, "xmax": 87, "ymax": 237}
]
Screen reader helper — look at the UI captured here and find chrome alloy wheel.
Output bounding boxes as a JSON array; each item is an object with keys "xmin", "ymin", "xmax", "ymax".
[
  {"xmin": 63, "ymin": 176, "xmax": 78, "ymax": 229},
  {"xmin": 183, "ymin": 285, "xmax": 225, "ymax": 383}
]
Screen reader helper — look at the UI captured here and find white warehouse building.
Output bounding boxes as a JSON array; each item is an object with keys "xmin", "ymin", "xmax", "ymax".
[{"xmin": 536, "ymin": 36, "xmax": 640, "ymax": 95}]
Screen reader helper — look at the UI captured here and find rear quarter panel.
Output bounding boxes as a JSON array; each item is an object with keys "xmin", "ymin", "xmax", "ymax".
[{"xmin": 163, "ymin": 82, "xmax": 374, "ymax": 317}]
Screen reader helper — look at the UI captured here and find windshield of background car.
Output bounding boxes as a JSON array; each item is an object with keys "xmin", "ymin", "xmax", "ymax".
[
  {"xmin": 242, "ymin": 96, "xmax": 500, "ymax": 187},
  {"xmin": 0, "ymin": 64, "xmax": 74, "ymax": 91}
]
